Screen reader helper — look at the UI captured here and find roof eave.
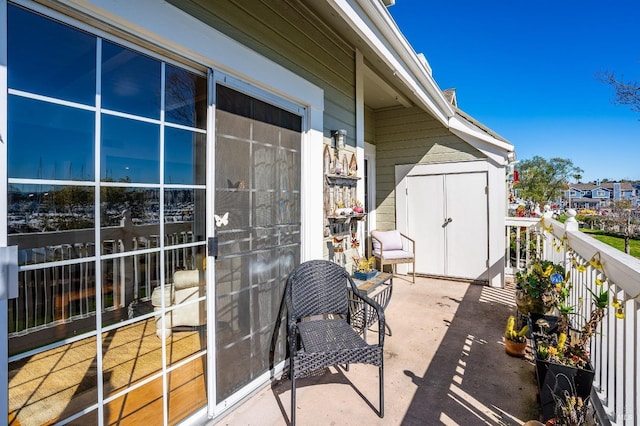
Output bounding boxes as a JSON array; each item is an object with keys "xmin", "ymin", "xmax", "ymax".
[{"xmin": 326, "ymin": 0, "xmax": 454, "ymax": 125}]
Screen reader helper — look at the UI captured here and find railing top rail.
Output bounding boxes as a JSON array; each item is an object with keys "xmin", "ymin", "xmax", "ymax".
[
  {"xmin": 544, "ymin": 217, "xmax": 640, "ymax": 297},
  {"xmin": 505, "ymin": 216, "xmax": 541, "ymax": 228}
]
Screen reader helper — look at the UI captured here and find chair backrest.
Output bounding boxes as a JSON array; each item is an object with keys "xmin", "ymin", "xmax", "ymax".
[
  {"xmin": 285, "ymin": 260, "xmax": 351, "ymax": 321},
  {"xmin": 371, "ymin": 230, "xmax": 403, "ymax": 253}
]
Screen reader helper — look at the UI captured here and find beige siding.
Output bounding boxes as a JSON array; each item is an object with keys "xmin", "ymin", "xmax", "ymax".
[
  {"xmin": 374, "ymin": 106, "xmax": 485, "ymax": 230},
  {"xmin": 364, "ymin": 106, "xmax": 376, "ymax": 142},
  {"xmin": 168, "ymin": 0, "xmax": 357, "ymax": 147}
]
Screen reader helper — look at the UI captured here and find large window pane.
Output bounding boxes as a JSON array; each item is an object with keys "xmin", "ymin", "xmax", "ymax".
[
  {"xmin": 101, "ymin": 115, "xmax": 160, "ymax": 183},
  {"xmin": 9, "ymin": 336, "xmax": 98, "ymax": 425},
  {"xmin": 100, "ymin": 187, "xmax": 160, "ymax": 253},
  {"xmin": 102, "ymin": 41, "xmax": 161, "ymax": 119},
  {"xmin": 102, "ymin": 322, "xmax": 162, "ymax": 397},
  {"xmin": 8, "ymin": 4, "xmax": 96, "ymax": 105},
  {"xmin": 165, "ymin": 64, "xmax": 207, "ymax": 129},
  {"xmin": 167, "ymin": 357, "xmax": 207, "ymax": 423},
  {"xmin": 8, "ymin": 96, "xmax": 95, "ymax": 180},
  {"xmin": 101, "ymin": 252, "xmax": 159, "ymax": 326},
  {"xmin": 165, "ymin": 189, "xmax": 206, "ymax": 248},
  {"xmin": 165, "ymin": 128, "xmax": 206, "ymax": 185},
  {"xmin": 8, "ymin": 184, "xmax": 95, "ymax": 239},
  {"xmin": 8, "ymin": 262, "xmax": 98, "ymax": 356}
]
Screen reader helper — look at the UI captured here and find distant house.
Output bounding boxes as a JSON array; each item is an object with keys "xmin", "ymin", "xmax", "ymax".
[
  {"xmin": 564, "ymin": 181, "xmax": 638, "ymax": 210},
  {"xmin": 1, "ymin": 1, "xmax": 514, "ymax": 424}
]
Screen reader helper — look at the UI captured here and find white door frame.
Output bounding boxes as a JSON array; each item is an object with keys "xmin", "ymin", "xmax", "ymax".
[{"xmin": 364, "ymin": 142, "xmax": 376, "ymax": 240}]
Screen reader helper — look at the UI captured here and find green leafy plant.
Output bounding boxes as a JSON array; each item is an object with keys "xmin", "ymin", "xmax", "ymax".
[{"xmin": 515, "ymin": 258, "xmax": 566, "ymax": 315}]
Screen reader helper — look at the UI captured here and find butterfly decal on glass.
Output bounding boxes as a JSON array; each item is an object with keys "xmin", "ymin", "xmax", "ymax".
[{"xmin": 214, "ymin": 212, "xmax": 229, "ymax": 228}]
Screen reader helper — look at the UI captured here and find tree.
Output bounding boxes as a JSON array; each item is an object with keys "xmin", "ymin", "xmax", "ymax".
[
  {"xmin": 515, "ymin": 156, "xmax": 583, "ymax": 208},
  {"xmin": 597, "ymin": 71, "xmax": 640, "ymax": 114},
  {"xmin": 606, "ymin": 199, "xmax": 634, "ymax": 254}
]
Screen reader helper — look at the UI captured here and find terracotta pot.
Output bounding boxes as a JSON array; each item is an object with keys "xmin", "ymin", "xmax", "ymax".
[{"xmin": 505, "ymin": 338, "xmax": 527, "ymax": 357}]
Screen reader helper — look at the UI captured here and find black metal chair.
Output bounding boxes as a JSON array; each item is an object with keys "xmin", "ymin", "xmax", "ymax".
[{"xmin": 285, "ymin": 259, "xmax": 385, "ymax": 425}]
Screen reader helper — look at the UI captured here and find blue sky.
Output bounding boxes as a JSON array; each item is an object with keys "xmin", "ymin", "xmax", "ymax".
[{"xmin": 388, "ymin": 0, "xmax": 640, "ymax": 183}]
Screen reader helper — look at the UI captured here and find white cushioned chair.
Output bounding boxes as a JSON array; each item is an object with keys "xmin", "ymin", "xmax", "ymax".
[
  {"xmin": 151, "ymin": 269, "xmax": 206, "ymax": 338},
  {"xmin": 370, "ymin": 230, "xmax": 416, "ymax": 283}
]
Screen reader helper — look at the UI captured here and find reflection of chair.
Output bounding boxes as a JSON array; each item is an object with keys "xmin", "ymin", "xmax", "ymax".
[
  {"xmin": 151, "ymin": 270, "xmax": 206, "ymax": 338},
  {"xmin": 285, "ymin": 260, "xmax": 385, "ymax": 425},
  {"xmin": 370, "ymin": 230, "xmax": 415, "ymax": 283}
]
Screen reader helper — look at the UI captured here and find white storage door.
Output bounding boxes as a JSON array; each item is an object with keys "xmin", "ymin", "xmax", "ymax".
[
  {"xmin": 406, "ymin": 172, "xmax": 488, "ymax": 281},
  {"xmin": 407, "ymin": 174, "xmax": 446, "ymax": 276}
]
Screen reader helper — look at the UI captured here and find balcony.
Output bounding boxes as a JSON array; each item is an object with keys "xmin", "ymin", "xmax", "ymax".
[
  {"xmin": 8, "ymin": 212, "xmax": 638, "ymax": 425},
  {"xmin": 222, "ymin": 213, "xmax": 640, "ymax": 425}
]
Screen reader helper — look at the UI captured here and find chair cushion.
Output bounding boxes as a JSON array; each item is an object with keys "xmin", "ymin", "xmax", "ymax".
[
  {"xmin": 372, "ymin": 230, "xmax": 403, "ymax": 253},
  {"xmin": 173, "ymin": 269, "xmax": 202, "ymax": 290},
  {"xmin": 381, "ymin": 250, "xmax": 414, "ymax": 260},
  {"xmin": 151, "ymin": 284, "xmax": 174, "ymax": 306}
]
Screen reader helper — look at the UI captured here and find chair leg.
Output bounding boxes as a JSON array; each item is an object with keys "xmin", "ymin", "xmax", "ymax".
[
  {"xmin": 290, "ymin": 360, "xmax": 296, "ymax": 425},
  {"xmin": 379, "ymin": 364, "xmax": 384, "ymax": 418}
]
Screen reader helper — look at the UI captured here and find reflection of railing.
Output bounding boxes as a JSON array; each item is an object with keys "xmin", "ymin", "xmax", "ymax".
[
  {"xmin": 8, "ymin": 222, "xmax": 201, "ymax": 338},
  {"xmin": 506, "ymin": 213, "xmax": 640, "ymax": 425}
]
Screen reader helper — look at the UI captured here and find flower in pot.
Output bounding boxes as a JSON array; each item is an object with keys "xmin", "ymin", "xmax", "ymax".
[
  {"xmin": 504, "ymin": 315, "xmax": 529, "ymax": 357},
  {"xmin": 352, "ymin": 256, "xmax": 377, "ymax": 280},
  {"xmin": 515, "ymin": 259, "xmax": 566, "ymax": 315}
]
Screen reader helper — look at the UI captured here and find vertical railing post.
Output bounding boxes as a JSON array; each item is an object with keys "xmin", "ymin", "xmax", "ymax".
[{"xmin": 564, "ymin": 208, "xmax": 578, "ymax": 232}]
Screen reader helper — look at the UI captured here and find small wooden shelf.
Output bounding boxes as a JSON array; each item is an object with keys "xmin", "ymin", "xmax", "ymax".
[
  {"xmin": 327, "ymin": 213, "xmax": 366, "ymax": 221},
  {"xmin": 325, "ymin": 174, "xmax": 360, "ymax": 186}
]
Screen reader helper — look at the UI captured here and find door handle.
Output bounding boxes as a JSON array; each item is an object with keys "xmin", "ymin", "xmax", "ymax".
[{"xmin": 442, "ymin": 217, "xmax": 453, "ymax": 227}]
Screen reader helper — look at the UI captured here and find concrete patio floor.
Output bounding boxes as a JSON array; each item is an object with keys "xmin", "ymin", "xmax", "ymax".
[{"xmin": 214, "ymin": 275, "xmax": 541, "ymax": 425}]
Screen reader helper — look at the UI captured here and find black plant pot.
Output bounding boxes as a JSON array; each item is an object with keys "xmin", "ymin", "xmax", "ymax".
[
  {"xmin": 531, "ymin": 334, "xmax": 595, "ymax": 421},
  {"xmin": 537, "ymin": 359, "xmax": 595, "ymax": 421}
]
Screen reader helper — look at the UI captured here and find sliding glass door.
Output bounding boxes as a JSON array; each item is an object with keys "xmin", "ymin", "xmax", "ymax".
[{"xmin": 5, "ymin": 4, "xmax": 208, "ymax": 424}]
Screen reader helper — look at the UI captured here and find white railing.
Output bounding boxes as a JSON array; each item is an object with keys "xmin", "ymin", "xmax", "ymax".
[
  {"xmin": 506, "ymin": 212, "xmax": 640, "ymax": 425},
  {"xmin": 505, "ymin": 216, "xmax": 542, "ymax": 273}
]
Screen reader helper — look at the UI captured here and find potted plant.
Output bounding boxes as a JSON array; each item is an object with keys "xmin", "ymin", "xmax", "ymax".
[
  {"xmin": 531, "ymin": 286, "xmax": 608, "ymax": 421},
  {"xmin": 515, "ymin": 259, "xmax": 565, "ymax": 316},
  {"xmin": 504, "ymin": 315, "xmax": 529, "ymax": 357},
  {"xmin": 544, "ymin": 374, "xmax": 590, "ymax": 426},
  {"xmin": 352, "ymin": 256, "xmax": 377, "ymax": 280}
]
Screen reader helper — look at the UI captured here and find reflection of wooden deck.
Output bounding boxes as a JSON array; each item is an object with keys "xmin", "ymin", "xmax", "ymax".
[{"xmin": 9, "ymin": 318, "xmax": 207, "ymax": 425}]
